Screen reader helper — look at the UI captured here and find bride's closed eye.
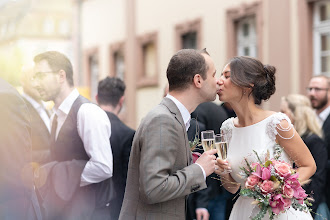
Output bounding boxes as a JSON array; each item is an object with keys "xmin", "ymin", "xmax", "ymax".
[{"xmin": 221, "ymin": 71, "xmax": 231, "ymax": 79}]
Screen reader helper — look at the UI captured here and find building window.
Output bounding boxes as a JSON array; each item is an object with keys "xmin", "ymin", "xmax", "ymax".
[
  {"xmin": 84, "ymin": 48, "xmax": 99, "ymax": 101},
  {"xmin": 109, "ymin": 42, "xmax": 125, "ymax": 80},
  {"xmin": 182, "ymin": 32, "xmax": 197, "ymax": 49},
  {"xmin": 114, "ymin": 50, "xmax": 125, "ymax": 80},
  {"xmin": 137, "ymin": 32, "xmax": 158, "ymax": 88},
  {"xmin": 237, "ymin": 16, "xmax": 257, "ymax": 57},
  {"xmin": 143, "ymin": 42, "xmax": 157, "ymax": 78},
  {"xmin": 89, "ymin": 54, "xmax": 99, "ymax": 102},
  {"xmin": 226, "ymin": 2, "xmax": 262, "ymax": 59},
  {"xmin": 314, "ymin": 1, "xmax": 330, "ymax": 76},
  {"xmin": 175, "ymin": 19, "xmax": 201, "ymax": 50},
  {"xmin": 43, "ymin": 16, "xmax": 55, "ymax": 35}
]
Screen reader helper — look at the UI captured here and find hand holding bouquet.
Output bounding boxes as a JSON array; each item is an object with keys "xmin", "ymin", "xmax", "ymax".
[{"xmin": 239, "ymin": 149, "xmax": 312, "ymax": 220}]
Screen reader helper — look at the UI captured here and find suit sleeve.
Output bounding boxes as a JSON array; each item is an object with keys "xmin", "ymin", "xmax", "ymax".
[{"xmin": 139, "ymin": 114, "xmax": 206, "ymax": 204}]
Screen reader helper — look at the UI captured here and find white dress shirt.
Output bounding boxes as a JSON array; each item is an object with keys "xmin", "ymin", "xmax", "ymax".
[
  {"xmin": 318, "ymin": 105, "xmax": 330, "ymax": 127},
  {"xmin": 166, "ymin": 94, "xmax": 191, "ymax": 131},
  {"xmin": 51, "ymin": 89, "xmax": 113, "ymax": 186},
  {"xmin": 166, "ymin": 94, "xmax": 206, "ymax": 180},
  {"xmin": 22, "ymin": 92, "xmax": 51, "ymax": 132}
]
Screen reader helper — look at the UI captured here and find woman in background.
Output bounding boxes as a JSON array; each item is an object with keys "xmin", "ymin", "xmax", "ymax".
[{"xmin": 281, "ymin": 94, "xmax": 328, "ymax": 218}]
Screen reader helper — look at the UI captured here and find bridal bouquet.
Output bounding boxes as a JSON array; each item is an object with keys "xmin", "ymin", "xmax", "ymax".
[{"xmin": 239, "ymin": 149, "xmax": 312, "ymax": 220}]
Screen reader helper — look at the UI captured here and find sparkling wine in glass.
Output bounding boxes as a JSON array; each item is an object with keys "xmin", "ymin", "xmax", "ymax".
[
  {"xmin": 215, "ymin": 133, "xmax": 231, "ymax": 174},
  {"xmin": 201, "ymin": 130, "xmax": 215, "ymax": 152},
  {"xmin": 215, "ymin": 134, "xmax": 228, "ymax": 160}
]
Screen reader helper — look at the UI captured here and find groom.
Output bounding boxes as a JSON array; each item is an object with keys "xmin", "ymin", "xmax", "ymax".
[{"xmin": 119, "ymin": 48, "xmax": 219, "ymax": 219}]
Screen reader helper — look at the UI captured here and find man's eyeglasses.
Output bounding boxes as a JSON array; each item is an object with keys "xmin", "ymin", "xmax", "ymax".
[
  {"xmin": 31, "ymin": 71, "xmax": 57, "ymax": 81},
  {"xmin": 306, "ymin": 87, "xmax": 329, "ymax": 92}
]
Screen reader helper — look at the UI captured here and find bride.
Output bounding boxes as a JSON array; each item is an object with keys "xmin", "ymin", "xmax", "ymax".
[{"xmin": 215, "ymin": 56, "xmax": 316, "ymax": 219}]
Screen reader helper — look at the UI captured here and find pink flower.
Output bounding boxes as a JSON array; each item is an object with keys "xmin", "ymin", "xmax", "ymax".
[
  {"xmin": 286, "ymin": 173, "xmax": 300, "ymax": 189},
  {"xmin": 261, "ymin": 167, "xmax": 271, "ymax": 180},
  {"xmin": 245, "ymin": 175, "xmax": 260, "ymax": 189},
  {"xmin": 251, "ymin": 162, "xmax": 259, "ymax": 170},
  {"xmin": 282, "ymin": 197, "xmax": 291, "ymax": 209},
  {"xmin": 274, "ymin": 161, "xmax": 291, "ymax": 177},
  {"xmin": 252, "ymin": 164, "xmax": 262, "ymax": 178},
  {"xmin": 269, "ymin": 194, "xmax": 285, "ymax": 214},
  {"xmin": 260, "ymin": 180, "xmax": 274, "ymax": 194},
  {"xmin": 192, "ymin": 152, "xmax": 201, "ymax": 163},
  {"xmin": 293, "ymin": 186, "xmax": 308, "ymax": 200},
  {"xmin": 283, "ymin": 184, "xmax": 294, "ymax": 198},
  {"xmin": 252, "ymin": 164, "xmax": 271, "ymax": 180}
]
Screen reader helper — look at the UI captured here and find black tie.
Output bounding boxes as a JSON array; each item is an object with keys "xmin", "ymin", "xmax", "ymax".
[{"xmin": 50, "ymin": 114, "xmax": 58, "ymax": 142}]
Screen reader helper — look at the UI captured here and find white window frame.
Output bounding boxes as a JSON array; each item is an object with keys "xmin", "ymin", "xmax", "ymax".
[
  {"xmin": 313, "ymin": 0, "xmax": 330, "ymax": 76},
  {"xmin": 237, "ymin": 16, "xmax": 257, "ymax": 57}
]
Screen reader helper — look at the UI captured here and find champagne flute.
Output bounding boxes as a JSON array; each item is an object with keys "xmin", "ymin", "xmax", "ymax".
[
  {"xmin": 215, "ymin": 133, "xmax": 230, "ymax": 174},
  {"xmin": 201, "ymin": 130, "xmax": 215, "ymax": 152}
]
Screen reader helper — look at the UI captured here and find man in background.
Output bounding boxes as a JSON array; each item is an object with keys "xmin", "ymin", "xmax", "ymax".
[
  {"xmin": 0, "ymin": 77, "xmax": 42, "ymax": 220},
  {"xmin": 32, "ymin": 51, "xmax": 113, "ymax": 219},
  {"xmin": 307, "ymin": 75, "xmax": 330, "ymax": 209},
  {"xmin": 96, "ymin": 76, "xmax": 135, "ymax": 220},
  {"xmin": 20, "ymin": 65, "xmax": 51, "ymax": 163}
]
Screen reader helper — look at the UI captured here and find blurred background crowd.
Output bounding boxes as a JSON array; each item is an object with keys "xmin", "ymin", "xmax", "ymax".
[{"xmin": 0, "ymin": 0, "xmax": 330, "ymax": 219}]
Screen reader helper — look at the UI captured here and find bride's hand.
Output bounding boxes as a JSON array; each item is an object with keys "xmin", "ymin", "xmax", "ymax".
[{"xmin": 215, "ymin": 158, "xmax": 232, "ymax": 175}]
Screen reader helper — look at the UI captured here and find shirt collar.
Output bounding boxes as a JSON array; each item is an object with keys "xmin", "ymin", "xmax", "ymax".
[
  {"xmin": 166, "ymin": 94, "xmax": 191, "ymax": 131},
  {"xmin": 319, "ymin": 105, "xmax": 330, "ymax": 123},
  {"xmin": 55, "ymin": 89, "xmax": 79, "ymax": 116},
  {"xmin": 21, "ymin": 92, "xmax": 44, "ymax": 110}
]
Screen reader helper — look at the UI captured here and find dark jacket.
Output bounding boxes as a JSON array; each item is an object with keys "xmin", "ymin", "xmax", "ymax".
[
  {"xmin": 106, "ymin": 112, "xmax": 135, "ymax": 220},
  {"xmin": 322, "ymin": 115, "xmax": 330, "ymax": 208},
  {"xmin": 22, "ymin": 96, "xmax": 50, "ymax": 163},
  {"xmin": 301, "ymin": 133, "xmax": 327, "ymax": 216},
  {"xmin": 0, "ymin": 78, "xmax": 42, "ymax": 220}
]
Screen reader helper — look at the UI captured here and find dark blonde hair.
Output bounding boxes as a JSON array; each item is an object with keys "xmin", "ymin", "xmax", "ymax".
[{"xmin": 282, "ymin": 94, "xmax": 323, "ymax": 138}]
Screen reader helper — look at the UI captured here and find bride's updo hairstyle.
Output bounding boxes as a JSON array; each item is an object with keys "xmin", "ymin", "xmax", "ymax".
[{"xmin": 229, "ymin": 56, "xmax": 276, "ymax": 105}]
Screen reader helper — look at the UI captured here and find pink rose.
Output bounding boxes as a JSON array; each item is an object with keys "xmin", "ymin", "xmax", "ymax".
[
  {"xmin": 283, "ymin": 184, "xmax": 294, "ymax": 198},
  {"xmin": 245, "ymin": 175, "xmax": 260, "ymax": 189},
  {"xmin": 274, "ymin": 161, "xmax": 291, "ymax": 177},
  {"xmin": 260, "ymin": 180, "xmax": 274, "ymax": 194}
]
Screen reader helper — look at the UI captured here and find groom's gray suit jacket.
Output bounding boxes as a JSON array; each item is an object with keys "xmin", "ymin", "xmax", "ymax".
[{"xmin": 119, "ymin": 97, "xmax": 206, "ymax": 220}]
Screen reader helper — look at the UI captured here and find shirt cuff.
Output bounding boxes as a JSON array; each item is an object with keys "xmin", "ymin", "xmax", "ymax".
[{"xmin": 195, "ymin": 163, "xmax": 206, "ymax": 180}]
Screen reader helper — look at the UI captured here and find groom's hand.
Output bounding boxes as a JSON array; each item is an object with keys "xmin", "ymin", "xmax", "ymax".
[{"xmin": 195, "ymin": 149, "xmax": 217, "ymax": 176}]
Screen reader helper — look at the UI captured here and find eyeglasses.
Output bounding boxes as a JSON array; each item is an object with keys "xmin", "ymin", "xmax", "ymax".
[
  {"xmin": 306, "ymin": 87, "xmax": 329, "ymax": 92},
  {"xmin": 31, "ymin": 71, "xmax": 57, "ymax": 81}
]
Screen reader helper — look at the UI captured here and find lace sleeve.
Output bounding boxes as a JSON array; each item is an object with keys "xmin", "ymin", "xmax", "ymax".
[
  {"xmin": 220, "ymin": 118, "xmax": 234, "ymax": 142},
  {"xmin": 266, "ymin": 112, "xmax": 295, "ymax": 141}
]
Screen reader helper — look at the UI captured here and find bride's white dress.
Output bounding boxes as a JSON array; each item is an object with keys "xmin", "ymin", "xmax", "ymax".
[{"xmin": 221, "ymin": 112, "xmax": 313, "ymax": 220}]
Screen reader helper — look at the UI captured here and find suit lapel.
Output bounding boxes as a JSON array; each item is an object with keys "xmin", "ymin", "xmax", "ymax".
[{"xmin": 161, "ymin": 98, "xmax": 192, "ymax": 165}]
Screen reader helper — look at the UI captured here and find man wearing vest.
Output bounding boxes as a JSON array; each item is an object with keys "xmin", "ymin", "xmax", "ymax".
[{"xmin": 32, "ymin": 51, "xmax": 113, "ymax": 219}]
